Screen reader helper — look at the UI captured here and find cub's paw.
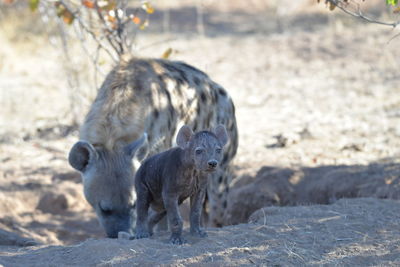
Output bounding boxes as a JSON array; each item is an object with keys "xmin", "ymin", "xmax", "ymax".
[
  {"xmin": 170, "ymin": 235, "xmax": 186, "ymax": 245},
  {"xmin": 135, "ymin": 231, "xmax": 151, "ymax": 239}
]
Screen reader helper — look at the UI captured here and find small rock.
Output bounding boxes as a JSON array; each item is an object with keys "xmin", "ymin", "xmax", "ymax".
[
  {"xmin": 341, "ymin": 143, "xmax": 363, "ymax": 152},
  {"xmin": 118, "ymin": 231, "xmax": 132, "ymax": 240},
  {"xmin": 266, "ymin": 133, "xmax": 301, "ymax": 149}
]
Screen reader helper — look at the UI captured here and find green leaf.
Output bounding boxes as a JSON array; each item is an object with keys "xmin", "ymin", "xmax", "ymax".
[
  {"xmin": 386, "ymin": 0, "xmax": 398, "ymax": 6},
  {"xmin": 29, "ymin": 0, "xmax": 39, "ymax": 11}
]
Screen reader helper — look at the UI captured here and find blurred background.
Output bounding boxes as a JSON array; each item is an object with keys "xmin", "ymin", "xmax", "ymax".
[{"xmin": 0, "ymin": 0, "xmax": 399, "ymax": 246}]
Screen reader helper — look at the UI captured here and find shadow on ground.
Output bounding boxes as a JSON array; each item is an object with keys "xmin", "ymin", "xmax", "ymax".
[{"xmin": 227, "ymin": 159, "xmax": 400, "ymax": 224}]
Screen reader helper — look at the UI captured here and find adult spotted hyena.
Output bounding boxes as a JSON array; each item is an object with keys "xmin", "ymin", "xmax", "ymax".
[{"xmin": 68, "ymin": 56, "xmax": 238, "ymax": 238}]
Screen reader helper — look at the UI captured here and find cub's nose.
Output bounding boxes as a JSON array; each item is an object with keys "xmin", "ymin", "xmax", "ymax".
[{"xmin": 208, "ymin": 160, "xmax": 218, "ymax": 168}]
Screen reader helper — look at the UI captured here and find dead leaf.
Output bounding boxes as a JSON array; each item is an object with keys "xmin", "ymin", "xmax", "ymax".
[
  {"xmin": 162, "ymin": 48, "xmax": 173, "ymax": 59},
  {"xmin": 142, "ymin": 2, "xmax": 154, "ymax": 14}
]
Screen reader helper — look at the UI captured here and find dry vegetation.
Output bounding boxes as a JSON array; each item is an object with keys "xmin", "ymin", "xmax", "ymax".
[{"xmin": 0, "ymin": 0, "xmax": 400, "ymax": 265}]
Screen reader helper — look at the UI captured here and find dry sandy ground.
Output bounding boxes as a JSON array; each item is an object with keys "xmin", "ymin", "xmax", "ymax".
[
  {"xmin": 0, "ymin": 198, "xmax": 399, "ymax": 266},
  {"xmin": 1, "ymin": 1, "xmax": 400, "ymax": 266}
]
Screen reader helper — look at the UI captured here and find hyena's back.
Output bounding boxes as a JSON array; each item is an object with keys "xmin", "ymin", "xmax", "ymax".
[{"xmin": 80, "ymin": 57, "xmax": 238, "ymax": 226}]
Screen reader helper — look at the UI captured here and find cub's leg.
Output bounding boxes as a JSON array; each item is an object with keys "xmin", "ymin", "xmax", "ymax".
[
  {"xmin": 163, "ymin": 193, "xmax": 185, "ymax": 245},
  {"xmin": 148, "ymin": 210, "xmax": 167, "ymax": 236},
  {"xmin": 135, "ymin": 186, "xmax": 151, "ymax": 239}
]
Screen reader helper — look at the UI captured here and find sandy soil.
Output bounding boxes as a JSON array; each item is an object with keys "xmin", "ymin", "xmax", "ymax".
[
  {"xmin": 0, "ymin": 198, "xmax": 399, "ymax": 266},
  {"xmin": 1, "ymin": 1, "xmax": 400, "ymax": 265}
]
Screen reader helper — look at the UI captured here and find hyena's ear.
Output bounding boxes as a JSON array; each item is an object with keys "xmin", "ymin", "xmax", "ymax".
[
  {"xmin": 68, "ymin": 141, "xmax": 98, "ymax": 173},
  {"xmin": 125, "ymin": 133, "xmax": 149, "ymax": 162},
  {"xmin": 214, "ymin": 124, "xmax": 228, "ymax": 146},
  {"xmin": 176, "ymin": 125, "xmax": 193, "ymax": 149}
]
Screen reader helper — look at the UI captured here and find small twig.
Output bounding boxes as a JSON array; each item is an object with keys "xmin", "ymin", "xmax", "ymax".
[
  {"xmin": 138, "ymin": 37, "xmax": 177, "ymax": 51},
  {"xmin": 335, "ymin": 237, "xmax": 354, "ymax": 241},
  {"xmin": 114, "ymin": 6, "xmax": 124, "ymax": 54},
  {"xmin": 387, "ymin": 31, "xmax": 400, "ymax": 43},
  {"xmin": 126, "ymin": 5, "xmax": 142, "ymax": 51},
  {"xmin": 284, "ymin": 242, "xmax": 305, "ymax": 262},
  {"xmin": 38, "ymin": 4, "xmax": 59, "ymax": 48},
  {"xmin": 261, "ymin": 208, "xmax": 267, "ymax": 226},
  {"xmin": 58, "ymin": 0, "xmax": 118, "ymax": 62},
  {"xmin": 72, "ymin": 22, "xmax": 106, "ymax": 77},
  {"xmin": 326, "ymin": 0, "xmax": 400, "ymax": 28},
  {"xmin": 55, "ymin": 14, "xmax": 81, "ymax": 125},
  {"xmin": 93, "ymin": 0, "xmax": 121, "ymax": 57},
  {"xmin": 93, "ymin": 44, "xmax": 102, "ymax": 90}
]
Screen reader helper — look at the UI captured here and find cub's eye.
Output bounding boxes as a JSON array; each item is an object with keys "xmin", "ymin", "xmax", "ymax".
[
  {"xmin": 216, "ymin": 148, "xmax": 222, "ymax": 153},
  {"xmin": 195, "ymin": 148, "xmax": 204, "ymax": 155}
]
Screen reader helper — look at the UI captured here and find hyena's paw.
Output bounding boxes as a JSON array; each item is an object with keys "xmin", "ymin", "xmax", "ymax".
[{"xmin": 190, "ymin": 228, "xmax": 208, "ymax": 238}]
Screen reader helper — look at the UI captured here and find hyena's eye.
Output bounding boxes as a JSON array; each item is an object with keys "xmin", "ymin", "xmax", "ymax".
[
  {"xmin": 100, "ymin": 207, "xmax": 113, "ymax": 216},
  {"xmin": 195, "ymin": 148, "xmax": 204, "ymax": 155},
  {"xmin": 99, "ymin": 203, "xmax": 113, "ymax": 216}
]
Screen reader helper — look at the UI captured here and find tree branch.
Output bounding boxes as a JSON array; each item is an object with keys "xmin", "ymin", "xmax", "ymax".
[
  {"xmin": 325, "ymin": 0, "xmax": 400, "ymax": 28},
  {"xmin": 93, "ymin": 0, "xmax": 122, "ymax": 56},
  {"xmin": 58, "ymin": 0, "xmax": 118, "ymax": 62}
]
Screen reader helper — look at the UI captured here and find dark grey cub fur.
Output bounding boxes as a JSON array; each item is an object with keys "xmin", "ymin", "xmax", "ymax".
[{"xmin": 135, "ymin": 125, "xmax": 228, "ymax": 244}]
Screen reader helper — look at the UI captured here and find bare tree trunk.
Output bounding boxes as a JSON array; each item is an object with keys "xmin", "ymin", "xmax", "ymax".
[
  {"xmin": 196, "ymin": 0, "xmax": 205, "ymax": 36},
  {"xmin": 163, "ymin": 7, "xmax": 170, "ymax": 33}
]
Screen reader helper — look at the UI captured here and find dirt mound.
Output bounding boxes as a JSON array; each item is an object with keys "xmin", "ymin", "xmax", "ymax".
[
  {"xmin": 227, "ymin": 162, "xmax": 400, "ymax": 224},
  {"xmin": 226, "ymin": 167, "xmax": 294, "ymax": 225},
  {"xmin": 0, "ymin": 198, "xmax": 399, "ymax": 266},
  {"xmin": 0, "ymin": 229, "xmax": 38, "ymax": 247},
  {"xmin": 298, "ymin": 163, "xmax": 400, "ymax": 204}
]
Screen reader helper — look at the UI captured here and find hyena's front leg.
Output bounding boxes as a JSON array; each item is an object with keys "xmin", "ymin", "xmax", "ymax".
[
  {"xmin": 207, "ymin": 167, "xmax": 231, "ymax": 227},
  {"xmin": 190, "ymin": 186, "xmax": 207, "ymax": 237}
]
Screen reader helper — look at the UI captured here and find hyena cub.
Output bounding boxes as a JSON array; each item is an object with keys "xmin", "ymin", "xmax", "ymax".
[{"xmin": 135, "ymin": 125, "xmax": 228, "ymax": 245}]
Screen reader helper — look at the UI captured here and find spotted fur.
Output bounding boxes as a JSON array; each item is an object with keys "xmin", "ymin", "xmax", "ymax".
[{"xmin": 79, "ymin": 56, "xmax": 238, "ymax": 228}]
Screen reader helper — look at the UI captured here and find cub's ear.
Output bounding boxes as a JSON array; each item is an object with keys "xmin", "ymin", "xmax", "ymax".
[
  {"xmin": 68, "ymin": 141, "xmax": 98, "ymax": 172},
  {"xmin": 125, "ymin": 133, "xmax": 149, "ymax": 162},
  {"xmin": 176, "ymin": 125, "xmax": 193, "ymax": 149},
  {"xmin": 214, "ymin": 124, "xmax": 228, "ymax": 146}
]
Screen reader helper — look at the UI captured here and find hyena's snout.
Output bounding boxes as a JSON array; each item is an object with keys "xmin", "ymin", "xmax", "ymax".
[
  {"xmin": 207, "ymin": 160, "xmax": 218, "ymax": 169},
  {"xmin": 100, "ymin": 211, "xmax": 134, "ymax": 238}
]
